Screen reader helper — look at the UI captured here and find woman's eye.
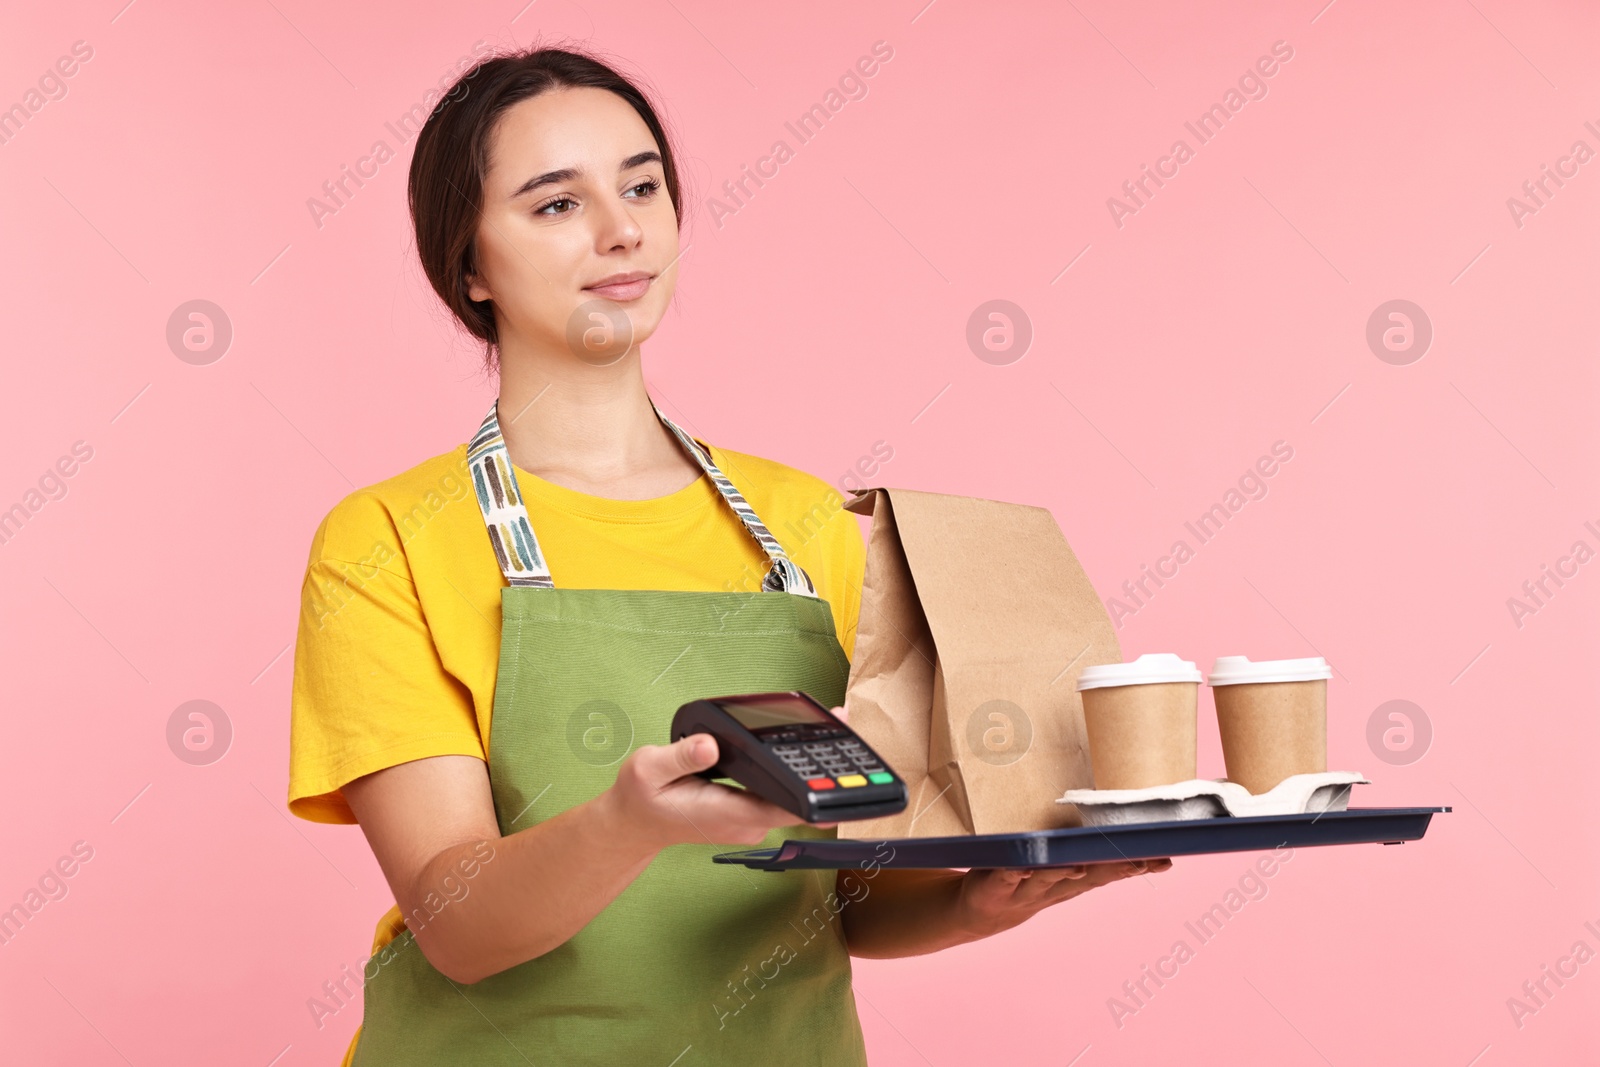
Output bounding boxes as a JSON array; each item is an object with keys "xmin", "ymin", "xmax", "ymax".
[{"xmin": 535, "ymin": 179, "xmax": 658, "ymax": 216}]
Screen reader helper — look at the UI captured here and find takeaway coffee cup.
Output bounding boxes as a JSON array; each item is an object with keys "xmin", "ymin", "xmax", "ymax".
[
  {"xmin": 1076, "ymin": 653, "xmax": 1203, "ymax": 790},
  {"xmin": 1207, "ymin": 655, "xmax": 1332, "ymax": 794}
]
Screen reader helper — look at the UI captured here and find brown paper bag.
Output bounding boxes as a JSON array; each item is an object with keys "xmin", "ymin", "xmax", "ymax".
[{"xmin": 836, "ymin": 488, "xmax": 1121, "ymax": 839}]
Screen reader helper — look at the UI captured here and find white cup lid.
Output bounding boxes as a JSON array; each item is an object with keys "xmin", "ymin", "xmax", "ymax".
[
  {"xmin": 1076, "ymin": 653, "xmax": 1203, "ymax": 691},
  {"xmin": 1207, "ymin": 655, "xmax": 1332, "ymax": 685}
]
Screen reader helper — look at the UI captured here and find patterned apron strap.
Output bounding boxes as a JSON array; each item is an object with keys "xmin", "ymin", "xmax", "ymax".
[
  {"xmin": 467, "ymin": 399, "xmax": 818, "ymax": 597},
  {"xmin": 467, "ymin": 402, "xmax": 552, "ymax": 588}
]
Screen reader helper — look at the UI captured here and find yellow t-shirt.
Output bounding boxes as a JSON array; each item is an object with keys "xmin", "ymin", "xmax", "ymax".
[{"xmin": 286, "ymin": 433, "xmax": 867, "ymax": 1060}]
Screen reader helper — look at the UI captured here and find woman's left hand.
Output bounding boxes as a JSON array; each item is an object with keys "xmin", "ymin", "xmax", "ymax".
[{"xmin": 955, "ymin": 858, "xmax": 1173, "ymax": 939}]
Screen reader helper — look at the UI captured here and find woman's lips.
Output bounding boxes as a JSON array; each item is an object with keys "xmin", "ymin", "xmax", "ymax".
[{"xmin": 583, "ymin": 276, "xmax": 652, "ymax": 301}]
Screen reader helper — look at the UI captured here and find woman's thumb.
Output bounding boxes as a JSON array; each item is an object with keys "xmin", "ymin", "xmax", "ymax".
[{"xmin": 675, "ymin": 732, "xmax": 720, "ymax": 773}]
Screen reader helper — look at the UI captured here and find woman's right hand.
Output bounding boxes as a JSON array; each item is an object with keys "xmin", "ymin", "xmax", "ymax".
[{"xmin": 606, "ymin": 733, "xmax": 811, "ymax": 849}]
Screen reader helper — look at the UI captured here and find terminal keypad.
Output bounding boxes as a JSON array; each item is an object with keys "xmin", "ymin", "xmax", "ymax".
[{"xmin": 771, "ymin": 730, "xmax": 894, "ymax": 788}]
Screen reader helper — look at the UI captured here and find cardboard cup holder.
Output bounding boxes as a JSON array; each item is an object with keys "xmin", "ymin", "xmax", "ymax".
[{"xmin": 1057, "ymin": 771, "xmax": 1371, "ymax": 827}]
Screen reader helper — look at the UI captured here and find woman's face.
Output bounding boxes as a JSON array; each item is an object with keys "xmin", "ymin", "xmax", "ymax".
[{"xmin": 469, "ymin": 86, "xmax": 679, "ymax": 364}]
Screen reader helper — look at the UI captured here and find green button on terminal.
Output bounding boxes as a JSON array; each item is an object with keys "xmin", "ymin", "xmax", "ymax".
[{"xmin": 867, "ymin": 772, "xmax": 894, "ymax": 784}]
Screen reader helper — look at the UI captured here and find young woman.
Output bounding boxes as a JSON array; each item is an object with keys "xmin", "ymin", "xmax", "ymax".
[{"xmin": 287, "ymin": 45, "xmax": 1169, "ymax": 1066}]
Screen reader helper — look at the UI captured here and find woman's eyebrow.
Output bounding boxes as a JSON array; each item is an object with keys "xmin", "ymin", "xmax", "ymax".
[{"xmin": 510, "ymin": 151, "xmax": 663, "ymax": 198}]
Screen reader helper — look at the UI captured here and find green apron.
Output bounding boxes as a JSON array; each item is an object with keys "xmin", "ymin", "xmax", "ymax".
[{"xmin": 350, "ymin": 399, "xmax": 869, "ymax": 1065}]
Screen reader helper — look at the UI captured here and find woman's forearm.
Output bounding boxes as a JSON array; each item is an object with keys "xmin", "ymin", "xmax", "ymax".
[
  {"xmin": 409, "ymin": 788, "xmax": 661, "ymax": 984},
  {"xmin": 361, "ymin": 735, "xmax": 820, "ymax": 984},
  {"xmin": 840, "ymin": 868, "xmax": 987, "ymax": 959}
]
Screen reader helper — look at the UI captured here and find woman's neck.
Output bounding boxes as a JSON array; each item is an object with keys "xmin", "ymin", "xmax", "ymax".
[{"xmin": 495, "ymin": 340, "xmax": 703, "ymax": 500}]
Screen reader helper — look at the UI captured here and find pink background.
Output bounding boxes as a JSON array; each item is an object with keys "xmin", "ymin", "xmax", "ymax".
[{"xmin": 2, "ymin": 0, "xmax": 1596, "ymax": 1063}]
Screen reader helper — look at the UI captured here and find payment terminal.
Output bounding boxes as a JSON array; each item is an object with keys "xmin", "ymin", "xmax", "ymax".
[{"xmin": 670, "ymin": 691, "xmax": 908, "ymax": 823}]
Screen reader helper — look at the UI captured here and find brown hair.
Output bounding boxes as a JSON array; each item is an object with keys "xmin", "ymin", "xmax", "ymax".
[{"xmin": 408, "ymin": 45, "xmax": 684, "ymax": 365}]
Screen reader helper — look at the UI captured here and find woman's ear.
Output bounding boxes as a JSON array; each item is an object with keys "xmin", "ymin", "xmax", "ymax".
[{"xmin": 464, "ymin": 238, "xmax": 492, "ymax": 302}]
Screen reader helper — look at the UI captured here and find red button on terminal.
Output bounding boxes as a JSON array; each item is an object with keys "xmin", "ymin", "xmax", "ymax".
[{"xmin": 806, "ymin": 777, "xmax": 835, "ymax": 790}]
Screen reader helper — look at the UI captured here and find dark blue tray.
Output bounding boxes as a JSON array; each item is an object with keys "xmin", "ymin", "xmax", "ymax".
[{"xmin": 713, "ymin": 806, "xmax": 1449, "ymax": 870}]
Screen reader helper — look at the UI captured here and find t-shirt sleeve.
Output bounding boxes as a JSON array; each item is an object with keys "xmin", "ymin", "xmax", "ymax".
[
  {"xmin": 287, "ymin": 492, "xmax": 485, "ymax": 824},
  {"xmin": 835, "ymin": 512, "xmax": 867, "ymax": 662}
]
